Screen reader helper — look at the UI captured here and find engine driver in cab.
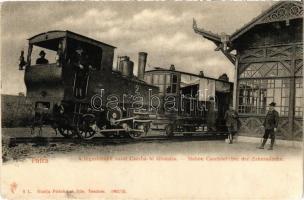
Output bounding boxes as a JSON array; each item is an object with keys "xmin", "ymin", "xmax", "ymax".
[{"xmin": 36, "ymin": 50, "xmax": 49, "ymax": 65}]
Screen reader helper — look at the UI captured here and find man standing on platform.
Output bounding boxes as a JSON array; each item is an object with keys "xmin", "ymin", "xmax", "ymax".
[
  {"xmin": 258, "ymin": 102, "xmax": 279, "ymax": 150},
  {"xmin": 224, "ymin": 105, "xmax": 238, "ymax": 144},
  {"xmin": 207, "ymin": 97, "xmax": 216, "ymax": 132}
]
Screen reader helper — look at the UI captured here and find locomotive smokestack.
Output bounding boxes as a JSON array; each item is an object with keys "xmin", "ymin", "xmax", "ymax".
[{"xmin": 138, "ymin": 52, "xmax": 147, "ymax": 80}]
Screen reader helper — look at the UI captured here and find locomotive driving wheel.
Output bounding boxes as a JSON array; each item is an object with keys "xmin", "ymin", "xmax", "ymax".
[
  {"xmin": 54, "ymin": 115, "xmax": 76, "ymax": 138},
  {"xmin": 77, "ymin": 114, "xmax": 96, "ymax": 140},
  {"xmin": 128, "ymin": 130, "xmax": 142, "ymax": 139},
  {"xmin": 58, "ymin": 127, "xmax": 75, "ymax": 138}
]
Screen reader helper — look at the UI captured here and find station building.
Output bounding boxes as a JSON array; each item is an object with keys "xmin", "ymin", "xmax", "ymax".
[{"xmin": 193, "ymin": 1, "xmax": 303, "ymax": 140}]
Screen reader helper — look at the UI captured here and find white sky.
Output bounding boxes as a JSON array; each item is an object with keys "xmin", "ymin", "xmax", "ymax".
[{"xmin": 1, "ymin": 1, "xmax": 274, "ymax": 95}]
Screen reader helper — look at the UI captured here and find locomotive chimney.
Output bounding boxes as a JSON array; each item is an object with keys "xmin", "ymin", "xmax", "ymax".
[
  {"xmin": 137, "ymin": 52, "xmax": 147, "ymax": 80},
  {"xmin": 118, "ymin": 56, "xmax": 129, "ymax": 72}
]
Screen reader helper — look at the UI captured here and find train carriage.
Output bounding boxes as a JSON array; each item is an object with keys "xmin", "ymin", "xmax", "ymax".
[{"xmin": 144, "ymin": 66, "xmax": 233, "ymax": 136}]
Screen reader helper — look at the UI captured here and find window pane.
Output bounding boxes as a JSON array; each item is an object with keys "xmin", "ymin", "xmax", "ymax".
[
  {"xmin": 172, "ymin": 74, "xmax": 178, "ymax": 84},
  {"xmin": 166, "ymin": 74, "xmax": 171, "ymax": 85},
  {"xmin": 296, "ymin": 78, "xmax": 303, "ymax": 88},
  {"xmin": 275, "ymin": 79, "xmax": 282, "ymax": 88},
  {"xmin": 181, "ymin": 74, "xmax": 190, "ymax": 84},
  {"xmin": 145, "ymin": 75, "xmax": 152, "ymax": 84},
  {"xmin": 282, "ymin": 88, "xmax": 289, "ymax": 97},
  {"xmin": 153, "ymin": 74, "xmax": 159, "ymax": 85},
  {"xmin": 295, "ymin": 78, "xmax": 303, "ymax": 116},
  {"xmin": 166, "ymin": 85, "xmax": 171, "ymax": 93},
  {"xmin": 296, "ymin": 88, "xmax": 302, "ymax": 98},
  {"xmin": 282, "ymin": 97, "xmax": 289, "ymax": 107},
  {"xmin": 274, "ymin": 88, "xmax": 281, "ymax": 106},
  {"xmin": 277, "ymin": 63, "xmax": 289, "ymax": 77},
  {"xmin": 267, "ymin": 79, "xmax": 274, "ymax": 88},
  {"xmin": 261, "ymin": 80, "xmax": 267, "ymax": 89},
  {"xmin": 159, "ymin": 84, "xmax": 165, "ymax": 93},
  {"xmin": 172, "ymin": 84, "xmax": 177, "ymax": 93},
  {"xmin": 159, "ymin": 74, "xmax": 165, "ymax": 85},
  {"xmin": 267, "ymin": 88, "xmax": 274, "ymax": 97}
]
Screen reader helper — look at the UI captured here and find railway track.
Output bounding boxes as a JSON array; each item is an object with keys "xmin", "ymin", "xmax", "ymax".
[{"xmin": 8, "ymin": 133, "xmax": 227, "ymax": 147}]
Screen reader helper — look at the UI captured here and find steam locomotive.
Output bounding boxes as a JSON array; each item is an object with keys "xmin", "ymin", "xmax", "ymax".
[
  {"xmin": 20, "ymin": 30, "xmax": 158, "ymax": 139},
  {"xmin": 20, "ymin": 30, "xmax": 233, "ymax": 140}
]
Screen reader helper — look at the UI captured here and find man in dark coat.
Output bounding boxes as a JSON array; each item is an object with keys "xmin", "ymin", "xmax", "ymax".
[
  {"xmin": 224, "ymin": 105, "xmax": 238, "ymax": 144},
  {"xmin": 72, "ymin": 46, "xmax": 90, "ymax": 98},
  {"xmin": 36, "ymin": 50, "xmax": 49, "ymax": 64},
  {"xmin": 207, "ymin": 97, "xmax": 216, "ymax": 132},
  {"xmin": 258, "ymin": 102, "xmax": 279, "ymax": 150},
  {"xmin": 51, "ymin": 102, "xmax": 65, "ymax": 133},
  {"xmin": 19, "ymin": 50, "xmax": 26, "ymax": 70}
]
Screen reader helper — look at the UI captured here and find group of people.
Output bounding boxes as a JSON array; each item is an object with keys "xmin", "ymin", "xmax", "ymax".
[{"xmin": 223, "ymin": 102, "xmax": 279, "ymax": 150}]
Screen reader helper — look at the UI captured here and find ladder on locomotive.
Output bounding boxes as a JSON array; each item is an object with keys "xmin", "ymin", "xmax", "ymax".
[
  {"xmin": 73, "ymin": 103, "xmax": 81, "ymax": 126},
  {"xmin": 72, "ymin": 72, "xmax": 90, "ymax": 99}
]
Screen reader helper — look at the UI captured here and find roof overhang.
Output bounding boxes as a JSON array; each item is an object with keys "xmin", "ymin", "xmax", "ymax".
[
  {"xmin": 230, "ymin": 1, "xmax": 303, "ymax": 42},
  {"xmin": 193, "ymin": 19, "xmax": 236, "ymax": 64},
  {"xmin": 192, "ymin": 1, "xmax": 303, "ymax": 65},
  {"xmin": 193, "ymin": 19, "xmax": 221, "ymax": 45},
  {"xmin": 28, "ymin": 30, "xmax": 116, "ymax": 50}
]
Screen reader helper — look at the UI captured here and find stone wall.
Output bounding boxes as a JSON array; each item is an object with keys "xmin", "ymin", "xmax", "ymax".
[{"xmin": 1, "ymin": 95, "xmax": 34, "ymax": 127}]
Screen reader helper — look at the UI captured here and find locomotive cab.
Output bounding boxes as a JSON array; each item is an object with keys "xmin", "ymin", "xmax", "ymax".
[{"xmin": 23, "ymin": 34, "xmax": 66, "ymax": 118}]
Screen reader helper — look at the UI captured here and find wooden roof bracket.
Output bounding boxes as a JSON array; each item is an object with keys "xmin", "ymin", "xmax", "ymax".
[{"xmin": 193, "ymin": 19, "xmax": 236, "ymax": 65}]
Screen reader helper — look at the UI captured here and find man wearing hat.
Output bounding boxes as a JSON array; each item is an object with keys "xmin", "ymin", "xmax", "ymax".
[
  {"xmin": 36, "ymin": 50, "xmax": 49, "ymax": 64},
  {"xmin": 224, "ymin": 105, "xmax": 239, "ymax": 144},
  {"xmin": 207, "ymin": 96, "xmax": 217, "ymax": 132},
  {"xmin": 258, "ymin": 102, "xmax": 279, "ymax": 150},
  {"xmin": 72, "ymin": 46, "xmax": 90, "ymax": 98}
]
